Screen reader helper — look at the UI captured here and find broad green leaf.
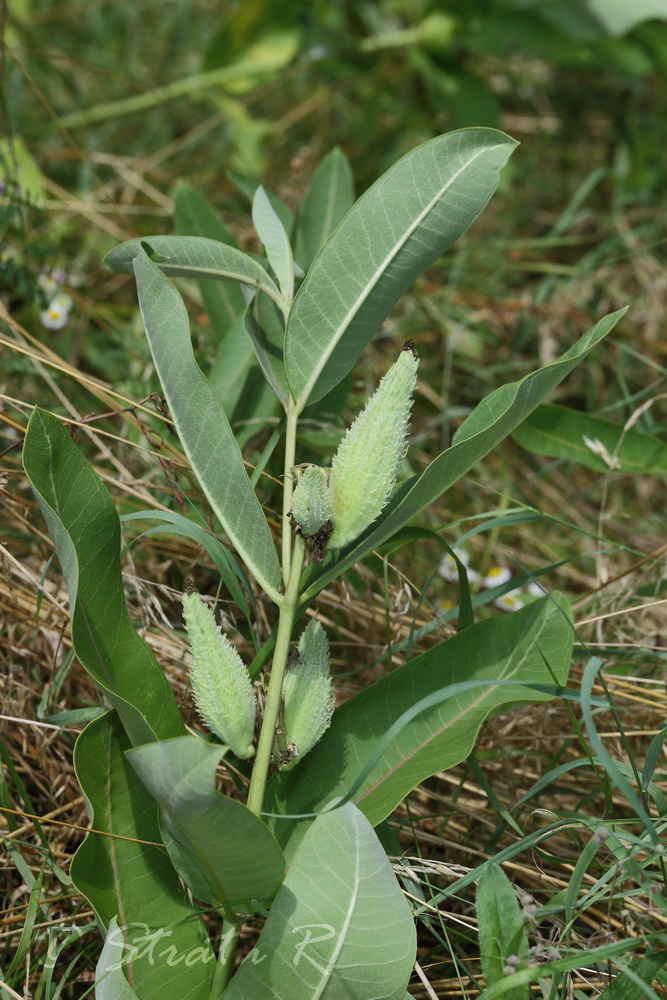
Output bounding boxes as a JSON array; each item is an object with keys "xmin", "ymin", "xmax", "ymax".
[
  {"xmin": 233, "ymin": 365, "xmax": 283, "ymax": 448},
  {"xmin": 265, "ymin": 595, "xmax": 573, "ymax": 855},
  {"xmin": 95, "ymin": 918, "xmax": 140, "ymax": 1000},
  {"xmin": 300, "ymin": 308, "xmax": 627, "ymax": 602},
  {"xmin": 71, "ymin": 714, "xmax": 215, "ymax": 1000},
  {"xmin": 295, "ymin": 147, "xmax": 355, "ymax": 271},
  {"xmin": 477, "ymin": 864, "xmax": 529, "ymax": 1000},
  {"xmin": 252, "ymin": 185, "xmax": 294, "ymax": 305},
  {"xmin": 221, "ymin": 803, "xmax": 415, "ymax": 1000},
  {"xmin": 132, "ymin": 248, "xmax": 282, "ymax": 603},
  {"xmin": 121, "ymin": 509, "xmax": 252, "ymax": 616},
  {"xmin": 173, "ymin": 182, "xmax": 246, "ymax": 329},
  {"xmin": 513, "ymin": 402, "xmax": 667, "ymax": 473},
  {"xmin": 285, "ymin": 128, "xmax": 518, "ymax": 411},
  {"xmin": 104, "ymin": 235, "xmax": 281, "ymax": 307},
  {"xmin": 585, "ymin": 0, "xmax": 667, "ymax": 37},
  {"xmin": 22, "ymin": 408, "xmax": 183, "ymax": 745},
  {"xmin": 209, "ymin": 315, "xmax": 257, "ymax": 416},
  {"xmin": 243, "ymin": 293, "xmax": 291, "ymax": 405},
  {"xmin": 127, "ymin": 736, "xmax": 285, "ymax": 913}
]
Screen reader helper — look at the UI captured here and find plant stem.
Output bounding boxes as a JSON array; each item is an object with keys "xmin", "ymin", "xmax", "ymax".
[
  {"xmin": 208, "ymin": 916, "xmax": 241, "ymax": 999},
  {"xmin": 247, "ymin": 532, "xmax": 305, "ymax": 817},
  {"xmin": 281, "ymin": 404, "xmax": 299, "ymax": 586}
]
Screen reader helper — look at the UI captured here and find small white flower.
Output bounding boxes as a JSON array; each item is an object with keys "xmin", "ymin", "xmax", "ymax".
[
  {"xmin": 526, "ymin": 580, "xmax": 544, "ymax": 597},
  {"xmin": 40, "ymin": 294, "xmax": 71, "ymax": 331},
  {"xmin": 438, "ymin": 549, "xmax": 479, "ymax": 583},
  {"xmin": 38, "ymin": 271, "xmax": 59, "ymax": 297},
  {"xmin": 482, "ymin": 565, "xmax": 511, "ymax": 589},
  {"xmin": 495, "ymin": 590, "xmax": 525, "ymax": 612}
]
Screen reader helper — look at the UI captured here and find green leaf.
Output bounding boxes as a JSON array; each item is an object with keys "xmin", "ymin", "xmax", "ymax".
[
  {"xmin": 477, "ymin": 864, "xmax": 529, "ymax": 1000},
  {"xmin": 173, "ymin": 182, "xmax": 246, "ymax": 330},
  {"xmin": 285, "ymin": 128, "xmax": 518, "ymax": 411},
  {"xmin": 512, "ymin": 402, "xmax": 667, "ymax": 473},
  {"xmin": 243, "ymin": 293, "xmax": 291, "ymax": 405},
  {"xmin": 22, "ymin": 408, "xmax": 183, "ymax": 745},
  {"xmin": 95, "ymin": 918, "xmax": 141, "ymax": 1000},
  {"xmin": 71, "ymin": 714, "xmax": 215, "ymax": 1000},
  {"xmin": 209, "ymin": 315, "xmax": 257, "ymax": 417},
  {"xmin": 301, "ymin": 308, "xmax": 627, "ymax": 601},
  {"xmin": 221, "ymin": 803, "xmax": 415, "ymax": 1000},
  {"xmin": 132, "ymin": 248, "xmax": 282, "ymax": 602},
  {"xmin": 265, "ymin": 595, "xmax": 573, "ymax": 855},
  {"xmin": 597, "ymin": 949, "xmax": 667, "ymax": 999},
  {"xmin": 294, "ymin": 147, "xmax": 355, "ymax": 271},
  {"xmin": 252, "ymin": 185, "xmax": 295, "ymax": 305},
  {"xmin": 584, "ymin": 0, "xmax": 667, "ymax": 38},
  {"xmin": 121, "ymin": 509, "xmax": 252, "ymax": 617},
  {"xmin": 105, "ymin": 234, "xmax": 281, "ymax": 307},
  {"xmin": 127, "ymin": 736, "xmax": 285, "ymax": 913}
]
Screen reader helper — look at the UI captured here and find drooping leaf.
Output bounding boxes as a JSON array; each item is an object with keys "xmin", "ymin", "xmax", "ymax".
[
  {"xmin": 22, "ymin": 408, "xmax": 183, "ymax": 746},
  {"xmin": 300, "ymin": 308, "xmax": 627, "ymax": 602},
  {"xmin": 71, "ymin": 714, "xmax": 215, "ymax": 1000},
  {"xmin": 221, "ymin": 803, "xmax": 415, "ymax": 1000},
  {"xmin": 127, "ymin": 736, "xmax": 285, "ymax": 912},
  {"xmin": 477, "ymin": 864, "xmax": 529, "ymax": 1000},
  {"xmin": 294, "ymin": 147, "xmax": 355, "ymax": 270},
  {"xmin": 252, "ymin": 185, "xmax": 295, "ymax": 305},
  {"xmin": 513, "ymin": 402, "xmax": 667, "ymax": 473},
  {"xmin": 105, "ymin": 235, "xmax": 281, "ymax": 307},
  {"xmin": 284, "ymin": 128, "xmax": 518, "ymax": 411},
  {"xmin": 132, "ymin": 247, "xmax": 282, "ymax": 602},
  {"xmin": 265, "ymin": 595, "xmax": 573, "ymax": 856}
]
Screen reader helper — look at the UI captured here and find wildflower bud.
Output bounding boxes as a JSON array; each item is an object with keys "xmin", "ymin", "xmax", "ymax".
[
  {"xmin": 289, "ymin": 465, "xmax": 334, "ymax": 537},
  {"xmin": 328, "ymin": 346, "xmax": 418, "ymax": 549},
  {"xmin": 182, "ymin": 590, "xmax": 256, "ymax": 759},
  {"xmin": 282, "ymin": 620, "xmax": 334, "ymax": 764}
]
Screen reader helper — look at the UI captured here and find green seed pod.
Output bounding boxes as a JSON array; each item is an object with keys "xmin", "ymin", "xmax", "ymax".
[
  {"xmin": 182, "ymin": 590, "xmax": 256, "ymax": 759},
  {"xmin": 328, "ymin": 347, "xmax": 418, "ymax": 549},
  {"xmin": 289, "ymin": 465, "xmax": 334, "ymax": 537},
  {"xmin": 282, "ymin": 620, "xmax": 334, "ymax": 763}
]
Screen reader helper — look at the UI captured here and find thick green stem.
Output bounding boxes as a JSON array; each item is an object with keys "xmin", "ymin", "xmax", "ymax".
[
  {"xmin": 208, "ymin": 916, "xmax": 241, "ymax": 999},
  {"xmin": 281, "ymin": 404, "xmax": 299, "ymax": 586},
  {"xmin": 247, "ymin": 533, "xmax": 305, "ymax": 817}
]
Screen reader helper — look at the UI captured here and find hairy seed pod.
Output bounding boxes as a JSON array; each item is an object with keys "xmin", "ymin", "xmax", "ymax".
[
  {"xmin": 282, "ymin": 620, "xmax": 334, "ymax": 764},
  {"xmin": 182, "ymin": 591, "xmax": 256, "ymax": 759},
  {"xmin": 289, "ymin": 465, "xmax": 334, "ymax": 537},
  {"xmin": 328, "ymin": 347, "xmax": 418, "ymax": 549}
]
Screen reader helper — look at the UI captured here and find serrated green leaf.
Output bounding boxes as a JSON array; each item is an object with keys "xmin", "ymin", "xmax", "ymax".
[
  {"xmin": 265, "ymin": 595, "xmax": 573, "ymax": 856},
  {"xmin": 71, "ymin": 714, "xmax": 215, "ymax": 1000},
  {"xmin": 221, "ymin": 803, "xmax": 415, "ymax": 1000},
  {"xmin": 132, "ymin": 248, "xmax": 282, "ymax": 602},
  {"xmin": 22, "ymin": 408, "xmax": 184, "ymax": 745},
  {"xmin": 513, "ymin": 402, "xmax": 667, "ymax": 473},
  {"xmin": 294, "ymin": 147, "xmax": 355, "ymax": 270},
  {"xmin": 127, "ymin": 736, "xmax": 285, "ymax": 912},
  {"xmin": 300, "ymin": 308, "xmax": 627, "ymax": 602},
  {"xmin": 285, "ymin": 128, "xmax": 518, "ymax": 411},
  {"xmin": 477, "ymin": 864, "xmax": 529, "ymax": 1000},
  {"xmin": 105, "ymin": 234, "xmax": 281, "ymax": 307}
]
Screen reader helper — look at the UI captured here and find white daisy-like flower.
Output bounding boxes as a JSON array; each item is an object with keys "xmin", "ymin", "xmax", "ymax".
[
  {"xmin": 495, "ymin": 590, "xmax": 525, "ymax": 612},
  {"xmin": 526, "ymin": 580, "xmax": 544, "ymax": 597},
  {"xmin": 438, "ymin": 549, "xmax": 479, "ymax": 584},
  {"xmin": 482, "ymin": 565, "xmax": 512, "ymax": 589},
  {"xmin": 40, "ymin": 293, "xmax": 72, "ymax": 331},
  {"xmin": 37, "ymin": 272, "xmax": 59, "ymax": 297}
]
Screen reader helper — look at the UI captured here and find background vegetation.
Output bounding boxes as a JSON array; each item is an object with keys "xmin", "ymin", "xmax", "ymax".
[{"xmin": 2, "ymin": 0, "xmax": 667, "ymax": 996}]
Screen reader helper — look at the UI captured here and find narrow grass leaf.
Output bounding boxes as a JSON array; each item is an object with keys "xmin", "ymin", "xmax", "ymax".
[
  {"xmin": 513, "ymin": 403, "xmax": 667, "ymax": 473},
  {"xmin": 22, "ymin": 408, "xmax": 184, "ymax": 745},
  {"xmin": 105, "ymin": 234, "xmax": 282, "ymax": 306},
  {"xmin": 127, "ymin": 736, "xmax": 285, "ymax": 912},
  {"xmin": 133, "ymin": 248, "xmax": 282, "ymax": 602},
  {"xmin": 221, "ymin": 803, "xmax": 415, "ymax": 1000},
  {"xmin": 71, "ymin": 713, "xmax": 215, "ymax": 1000},
  {"xmin": 285, "ymin": 128, "xmax": 518, "ymax": 410}
]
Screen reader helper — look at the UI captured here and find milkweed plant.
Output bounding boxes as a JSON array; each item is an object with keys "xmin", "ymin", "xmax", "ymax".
[{"xmin": 22, "ymin": 128, "xmax": 626, "ymax": 999}]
